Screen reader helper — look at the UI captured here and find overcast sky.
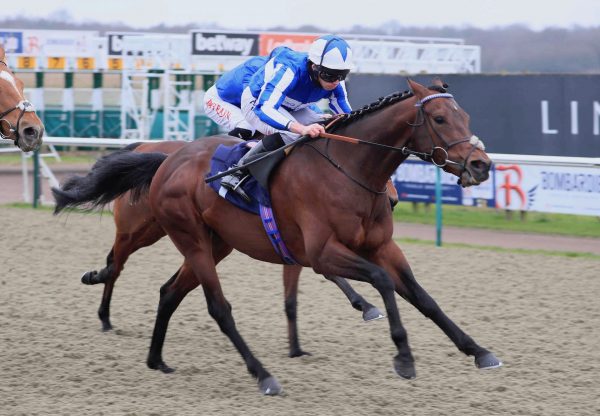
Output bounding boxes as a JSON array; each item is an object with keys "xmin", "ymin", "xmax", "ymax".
[{"xmin": 3, "ymin": 0, "xmax": 599, "ymax": 31}]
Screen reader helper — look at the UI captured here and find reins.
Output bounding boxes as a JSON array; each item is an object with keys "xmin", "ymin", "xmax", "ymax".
[{"xmin": 0, "ymin": 59, "xmax": 36, "ymax": 147}]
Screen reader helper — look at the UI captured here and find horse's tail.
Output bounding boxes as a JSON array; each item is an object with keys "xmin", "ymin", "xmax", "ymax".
[{"xmin": 52, "ymin": 148, "xmax": 168, "ymax": 214}]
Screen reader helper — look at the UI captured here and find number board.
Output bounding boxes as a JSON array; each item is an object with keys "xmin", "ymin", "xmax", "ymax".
[
  {"xmin": 107, "ymin": 58, "xmax": 123, "ymax": 70},
  {"xmin": 17, "ymin": 56, "xmax": 36, "ymax": 69},
  {"xmin": 76, "ymin": 57, "xmax": 95, "ymax": 70},
  {"xmin": 47, "ymin": 57, "xmax": 66, "ymax": 70}
]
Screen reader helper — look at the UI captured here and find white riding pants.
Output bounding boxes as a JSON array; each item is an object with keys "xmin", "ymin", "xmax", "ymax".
[{"xmin": 203, "ymin": 85, "xmax": 255, "ymax": 133}]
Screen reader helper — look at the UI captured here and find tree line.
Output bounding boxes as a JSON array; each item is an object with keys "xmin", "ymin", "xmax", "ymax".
[{"xmin": 1, "ymin": 17, "xmax": 599, "ymax": 73}]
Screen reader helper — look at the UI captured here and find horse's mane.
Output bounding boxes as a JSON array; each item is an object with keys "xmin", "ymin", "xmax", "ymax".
[{"xmin": 330, "ymin": 84, "xmax": 448, "ymax": 131}]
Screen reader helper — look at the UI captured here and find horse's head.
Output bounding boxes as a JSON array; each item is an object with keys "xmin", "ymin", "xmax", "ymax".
[
  {"xmin": 0, "ymin": 47, "xmax": 44, "ymax": 152},
  {"xmin": 406, "ymin": 78, "xmax": 491, "ymax": 187}
]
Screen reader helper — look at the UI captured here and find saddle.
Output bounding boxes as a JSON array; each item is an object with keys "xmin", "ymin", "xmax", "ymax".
[
  {"xmin": 206, "ymin": 139, "xmax": 303, "ymax": 214},
  {"xmin": 206, "ymin": 140, "xmax": 302, "ymax": 264}
]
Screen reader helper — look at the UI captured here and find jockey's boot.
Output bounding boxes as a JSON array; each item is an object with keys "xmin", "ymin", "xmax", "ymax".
[
  {"xmin": 220, "ymin": 140, "xmax": 269, "ymax": 202},
  {"xmin": 228, "ymin": 127, "xmax": 254, "ymax": 140}
]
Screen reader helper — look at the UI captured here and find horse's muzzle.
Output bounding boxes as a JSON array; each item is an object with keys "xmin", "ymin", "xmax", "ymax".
[
  {"xmin": 461, "ymin": 158, "xmax": 491, "ymax": 187},
  {"xmin": 17, "ymin": 122, "xmax": 44, "ymax": 152}
]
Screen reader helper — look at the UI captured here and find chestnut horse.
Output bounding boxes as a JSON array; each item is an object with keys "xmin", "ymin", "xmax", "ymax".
[
  {"xmin": 53, "ymin": 79, "xmax": 501, "ymax": 395},
  {"xmin": 0, "ymin": 47, "xmax": 44, "ymax": 152},
  {"xmin": 84, "ymin": 140, "xmax": 383, "ymax": 361}
]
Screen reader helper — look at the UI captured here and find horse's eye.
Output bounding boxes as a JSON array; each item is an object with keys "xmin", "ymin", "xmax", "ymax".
[{"xmin": 434, "ymin": 116, "xmax": 445, "ymax": 124}]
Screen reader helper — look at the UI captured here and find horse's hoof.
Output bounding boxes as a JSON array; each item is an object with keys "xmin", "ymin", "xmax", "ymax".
[
  {"xmin": 259, "ymin": 376, "xmax": 282, "ymax": 396},
  {"xmin": 81, "ymin": 271, "xmax": 98, "ymax": 285},
  {"xmin": 289, "ymin": 349, "xmax": 312, "ymax": 358},
  {"xmin": 362, "ymin": 306, "xmax": 385, "ymax": 322},
  {"xmin": 147, "ymin": 360, "xmax": 175, "ymax": 374},
  {"xmin": 101, "ymin": 322, "xmax": 113, "ymax": 332},
  {"xmin": 393, "ymin": 357, "xmax": 416, "ymax": 379},
  {"xmin": 475, "ymin": 352, "xmax": 503, "ymax": 369}
]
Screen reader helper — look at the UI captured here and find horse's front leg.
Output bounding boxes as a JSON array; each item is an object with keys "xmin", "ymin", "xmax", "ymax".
[
  {"xmin": 374, "ymin": 241, "xmax": 502, "ymax": 370},
  {"xmin": 324, "ymin": 275, "xmax": 385, "ymax": 321},
  {"xmin": 311, "ymin": 242, "xmax": 416, "ymax": 379},
  {"xmin": 282, "ymin": 265, "xmax": 311, "ymax": 357}
]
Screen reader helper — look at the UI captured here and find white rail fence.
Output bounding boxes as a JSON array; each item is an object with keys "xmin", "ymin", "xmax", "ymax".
[{"xmin": 2, "ymin": 138, "xmax": 600, "ymax": 214}]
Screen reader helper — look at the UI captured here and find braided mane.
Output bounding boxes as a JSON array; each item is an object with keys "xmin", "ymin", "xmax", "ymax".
[{"xmin": 330, "ymin": 84, "xmax": 448, "ymax": 132}]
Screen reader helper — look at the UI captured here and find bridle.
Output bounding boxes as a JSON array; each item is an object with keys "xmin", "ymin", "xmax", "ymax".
[
  {"xmin": 0, "ymin": 59, "xmax": 36, "ymax": 148},
  {"xmin": 401, "ymin": 92, "xmax": 483, "ymax": 174},
  {"xmin": 308, "ymin": 92, "xmax": 484, "ymax": 194}
]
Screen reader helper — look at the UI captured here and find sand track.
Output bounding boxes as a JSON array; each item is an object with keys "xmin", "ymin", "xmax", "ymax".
[{"xmin": 1, "ymin": 207, "xmax": 598, "ymax": 415}]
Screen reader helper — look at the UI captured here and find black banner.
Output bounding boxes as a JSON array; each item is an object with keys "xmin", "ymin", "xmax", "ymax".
[
  {"xmin": 107, "ymin": 32, "xmax": 142, "ymax": 56},
  {"xmin": 347, "ymin": 74, "xmax": 600, "ymax": 157},
  {"xmin": 191, "ymin": 31, "xmax": 259, "ymax": 56}
]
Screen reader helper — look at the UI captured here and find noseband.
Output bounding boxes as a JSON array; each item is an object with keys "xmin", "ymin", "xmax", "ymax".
[
  {"xmin": 0, "ymin": 59, "xmax": 36, "ymax": 148},
  {"xmin": 401, "ymin": 93, "xmax": 483, "ymax": 174}
]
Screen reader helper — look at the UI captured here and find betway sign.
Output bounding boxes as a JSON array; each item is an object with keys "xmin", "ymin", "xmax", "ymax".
[{"xmin": 191, "ymin": 32, "xmax": 258, "ymax": 56}]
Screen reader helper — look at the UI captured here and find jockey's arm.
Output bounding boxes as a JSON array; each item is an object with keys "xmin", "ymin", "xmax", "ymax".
[
  {"xmin": 287, "ymin": 121, "xmax": 325, "ymax": 138},
  {"xmin": 329, "ymin": 82, "xmax": 352, "ymax": 114},
  {"xmin": 254, "ymin": 67, "xmax": 325, "ymax": 138}
]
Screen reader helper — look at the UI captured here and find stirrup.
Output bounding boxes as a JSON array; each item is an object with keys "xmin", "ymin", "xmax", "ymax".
[{"xmin": 222, "ymin": 173, "xmax": 252, "ymax": 202}]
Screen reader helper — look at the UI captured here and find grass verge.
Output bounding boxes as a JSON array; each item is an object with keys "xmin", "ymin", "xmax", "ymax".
[{"xmin": 393, "ymin": 202, "xmax": 600, "ymax": 238}]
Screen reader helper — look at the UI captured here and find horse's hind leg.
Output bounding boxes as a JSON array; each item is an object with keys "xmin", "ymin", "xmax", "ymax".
[
  {"xmin": 325, "ymin": 275, "xmax": 385, "ymax": 321},
  {"xmin": 83, "ymin": 213, "xmax": 166, "ymax": 331},
  {"xmin": 147, "ymin": 234, "xmax": 233, "ymax": 373},
  {"xmin": 163, "ymin": 220, "xmax": 281, "ymax": 395},
  {"xmin": 377, "ymin": 242, "xmax": 502, "ymax": 370},
  {"xmin": 81, "ymin": 248, "xmax": 118, "ymax": 331}
]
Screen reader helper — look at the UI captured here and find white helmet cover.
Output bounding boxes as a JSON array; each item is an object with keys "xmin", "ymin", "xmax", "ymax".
[{"xmin": 308, "ymin": 35, "xmax": 353, "ymax": 71}]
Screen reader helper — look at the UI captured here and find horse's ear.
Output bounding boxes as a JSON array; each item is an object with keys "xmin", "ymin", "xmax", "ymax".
[
  {"xmin": 0, "ymin": 46, "xmax": 5, "ymax": 60},
  {"xmin": 407, "ymin": 78, "xmax": 427, "ymax": 99}
]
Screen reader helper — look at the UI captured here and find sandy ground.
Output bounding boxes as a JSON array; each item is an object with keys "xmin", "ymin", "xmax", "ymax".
[{"xmin": 1, "ymin": 207, "xmax": 599, "ymax": 415}]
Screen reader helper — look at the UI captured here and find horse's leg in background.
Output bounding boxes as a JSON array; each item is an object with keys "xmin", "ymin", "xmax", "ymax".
[
  {"xmin": 374, "ymin": 241, "xmax": 502, "ymax": 370},
  {"xmin": 81, "ymin": 196, "xmax": 166, "ymax": 331},
  {"xmin": 325, "ymin": 275, "xmax": 385, "ymax": 321},
  {"xmin": 147, "ymin": 233, "xmax": 232, "ymax": 373},
  {"xmin": 311, "ymin": 241, "xmax": 416, "ymax": 379},
  {"xmin": 146, "ymin": 264, "xmax": 196, "ymax": 373},
  {"xmin": 282, "ymin": 265, "xmax": 310, "ymax": 357}
]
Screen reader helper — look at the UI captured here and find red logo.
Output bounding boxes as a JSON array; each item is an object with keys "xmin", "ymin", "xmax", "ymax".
[
  {"xmin": 496, "ymin": 165, "xmax": 526, "ymax": 209},
  {"xmin": 206, "ymin": 98, "xmax": 231, "ymax": 120}
]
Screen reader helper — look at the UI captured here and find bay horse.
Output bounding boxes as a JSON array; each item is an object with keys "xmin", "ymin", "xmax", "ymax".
[
  {"xmin": 0, "ymin": 47, "xmax": 44, "ymax": 152},
  {"xmin": 84, "ymin": 140, "xmax": 383, "ymax": 362},
  {"xmin": 53, "ymin": 78, "xmax": 501, "ymax": 395}
]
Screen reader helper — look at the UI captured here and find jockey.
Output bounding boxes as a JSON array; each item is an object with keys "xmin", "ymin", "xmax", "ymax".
[
  {"xmin": 202, "ymin": 55, "xmax": 268, "ymax": 139},
  {"xmin": 220, "ymin": 34, "xmax": 353, "ymax": 199}
]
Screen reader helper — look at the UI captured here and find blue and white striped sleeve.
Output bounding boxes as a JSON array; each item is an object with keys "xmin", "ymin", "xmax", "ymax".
[
  {"xmin": 254, "ymin": 66, "xmax": 296, "ymax": 131},
  {"xmin": 328, "ymin": 81, "xmax": 352, "ymax": 114}
]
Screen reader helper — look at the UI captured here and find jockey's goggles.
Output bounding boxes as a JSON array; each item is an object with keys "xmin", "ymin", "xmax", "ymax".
[{"xmin": 317, "ymin": 67, "xmax": 350, "ymax": 83}]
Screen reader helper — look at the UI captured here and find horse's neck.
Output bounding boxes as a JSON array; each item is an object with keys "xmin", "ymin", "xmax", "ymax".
[{"xmin": 332, "ymin": 99, "xmax": 416, "ymax": 187}]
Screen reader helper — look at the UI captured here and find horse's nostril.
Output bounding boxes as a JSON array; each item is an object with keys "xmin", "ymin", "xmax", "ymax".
[
  {"xmin": 470, "ymin": 159, "xmax": 488, "ymax": 173},
  {"xmin": 23, "ymin": 126, "xmax": 39, "ymax": 139}
]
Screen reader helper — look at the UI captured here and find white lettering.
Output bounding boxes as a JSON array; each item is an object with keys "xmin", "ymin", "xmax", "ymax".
[
  {"xmin": 541, "ymin": 101, "xmax": 558, "ymax": 134},
  {"xmin": 570, "ymin": 101, "xmax": 578, "ymax": 135},
  {"xmin": 594, "ymin": 101, "xmax": 600, "ymax": 136},
  {"xmin": 193, "ymin": 34, "xmax": 254, "ymax": 55},
  {"xmin": 541, "ymin": 171, "xmax": 600, "ymax": 193}
]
